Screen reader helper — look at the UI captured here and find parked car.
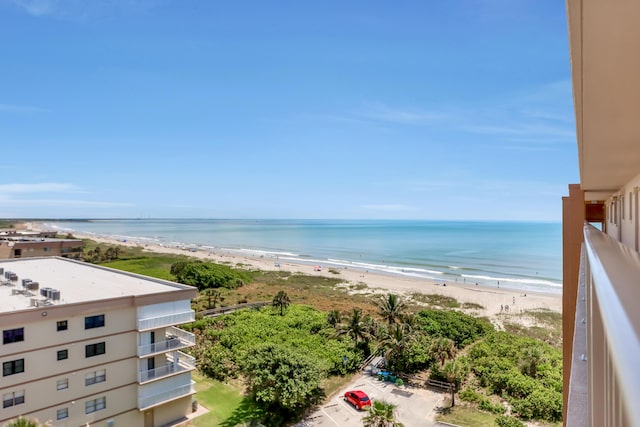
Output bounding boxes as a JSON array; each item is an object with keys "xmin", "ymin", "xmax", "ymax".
[{"xmin": 344, "ymin": 390, "xmax": 371, "ymax": 410}]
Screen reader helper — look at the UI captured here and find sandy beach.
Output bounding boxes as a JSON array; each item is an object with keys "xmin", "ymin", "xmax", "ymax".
[{"xmin": 51, "ymin": 226, "xmax": 561, "ymax": 327}]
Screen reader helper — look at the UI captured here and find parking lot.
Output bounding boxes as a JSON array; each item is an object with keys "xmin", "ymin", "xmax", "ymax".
[{"xmin": 302, "ymin": 372, "xmax": 443, "ymax": 427}]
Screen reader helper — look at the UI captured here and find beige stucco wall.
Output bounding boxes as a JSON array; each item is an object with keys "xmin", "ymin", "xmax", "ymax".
[{"xmin": 603, "ymin": 172, "xmax": 640, "ymax": 251}]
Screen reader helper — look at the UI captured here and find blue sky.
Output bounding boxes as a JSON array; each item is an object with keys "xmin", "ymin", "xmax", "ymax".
[{"xmin": 0, "ymin": 0, "xmax": 577, "ymax": 220}]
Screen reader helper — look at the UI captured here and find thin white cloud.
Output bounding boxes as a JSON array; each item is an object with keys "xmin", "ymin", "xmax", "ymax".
[
  {"xmin": 7, "ymin": 0, "xmax": 56, "ymax": 16},
  {"xmin": 7, "ymin": 0, "xmax": 163, "ymax": 19},
  {"xmin": 0, "ymin": 182, "xmax": 78, "ymax": 194},
  {"xmin": 2, "ymin": 198, "xmax": 133, "ymax": 208},
  {"xmin": 0, "ymin": 103, "xmax": 48, "ymax": 113},
  {"xmin": 361, "ymin": 204, "xmax": 416, "ymax": 211},
  {"xmin": 355, "ymin": 102, "xmax": 448, "ymax": 124}
]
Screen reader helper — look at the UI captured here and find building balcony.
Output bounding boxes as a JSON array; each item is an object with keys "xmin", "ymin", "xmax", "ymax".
[
  {"xmin": 566, "ymin": 224, "xmax": 640, "ymax": 426},
  {"xmin": 137, "ymin": 310, "xmax": 195, "ymax": 331},
  {"xmin": 138, "ymin": 351, "xmax": 196, "ymax": 384},
  {"xmin": 138, "ymin": 381, "xmax": 196, "ymax": 411},
  {"xmin": 137, "ymin": 326, "xmax": 196, "ymax": 357}
]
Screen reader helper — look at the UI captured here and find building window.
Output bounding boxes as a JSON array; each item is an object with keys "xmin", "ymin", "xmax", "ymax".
[
  {"xmin": 56, "ymin": 407, "xmax": 69, "ymax": 420},
  {"xmin": 85, "ymin": 342, "xmax": 105, "ymax": 358},
  {"xmin": 2, "ymin": 390, "xmax": 24, "ymax": 408},
  {"xmin": 3, "ymin": 359, "xmax": 24, "ymax": 376},
  {"xmin": 57, "ymin": 349, "xmax": 68, "ymax": 361},
  {"xmin": 56, "ymin": 378, "xmax": 69, "ymax": 390},
  {"xmin": 57, "ymin": 320, "xmax": 68, "ymax": 331},
  {"xmin": 84, "ymin": 314, "xmax": 105, "ymax": 330},
  {"xmin": 85, "ymin": 369, "xmax": 106, "ymax": 386},
  {"xmin": 43, "ymin": 247, "xmax": 50, "ymax": 252},
  {"xmin": 85, "ymin": 396, "xmax": 106, "ymax": 414},
  {"xmin": 3, "ymin": 327, "xmax": 24, "ymax": 344}
]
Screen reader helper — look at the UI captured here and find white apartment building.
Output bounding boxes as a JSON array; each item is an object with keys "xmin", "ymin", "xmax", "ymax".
[{"xmin": 0, "ymin": 257, "xmax": 198, "ymax": 427}]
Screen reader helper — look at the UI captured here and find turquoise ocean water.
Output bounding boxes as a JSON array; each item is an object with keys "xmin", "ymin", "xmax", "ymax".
[{"xmin": 45, "ymin": 219, "xmax": 562, "ymax": 294}]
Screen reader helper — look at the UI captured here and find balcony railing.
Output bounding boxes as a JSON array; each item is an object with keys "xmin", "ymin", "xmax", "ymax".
[
  {"xmin": 138, "ymin": 351, "xmax": 196, "ymax": 384},
  {"xmin": 137, "ymin": 326, "xmax": 196, "ymax": 357},
  {"xmin": 138, "ymin": 381, "xmax": 196, "ymax": 410},
  {"xmin": 567, "ymin": 224, "xmax": 640, "ymax": 426},
  {"xmin": 137, "ymin": 310, "xmax": 195, "ymax": 331}
]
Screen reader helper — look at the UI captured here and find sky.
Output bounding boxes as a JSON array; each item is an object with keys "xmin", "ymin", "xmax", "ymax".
[{"xmin": 0, "ymin": 0, "xmax": 578, "ymax": 221}]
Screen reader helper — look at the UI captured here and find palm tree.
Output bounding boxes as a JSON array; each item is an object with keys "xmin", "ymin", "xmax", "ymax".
[
  {"xmin": 519, "ymin": 347, "xmax": 546, "ymax": 377},
  {"xmin": 272, "ymin": 290, "xmax": 291, "ymax": 316},
  {"xmin": 337, "ymin": 308, "xmax": 371, "ymax": 347},
  {"xmin": 6, "ymin": 417, "xmax": 42, "ymax": 427},
  {"xmin": 430, "ymin": 337, "xmax": 456, "ymax": 367},
  {"xmin": 379, "ymin": 323, "xmax": 414, "ymax": 372},
  {"xmin": 377, "ymin": 293, "xmax": 407, "ymax": 326},
  {"xmin": 362, "ymin": 400, "xmax": 404, "ymax": 427},
  {"xmin": 442, "ymin": 358, "xmax": 468, "ymax": 407},
  {"xmin": 202, "ymin": 288, "xmax": 223, "ymax": 310},
  {"xmin": 327, "ymin": 309, "xmax": 342, "ymax": 327}
]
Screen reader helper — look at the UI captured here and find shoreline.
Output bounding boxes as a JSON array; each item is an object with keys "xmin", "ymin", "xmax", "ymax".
[{"xmin": 37, "ymin": 223, "xmax": 562, "ymax": 323}]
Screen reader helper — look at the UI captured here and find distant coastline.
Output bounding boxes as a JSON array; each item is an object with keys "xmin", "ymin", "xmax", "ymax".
[{"xmin": 36, "ymin": 218, "xmax": 562, "ymax": 295}]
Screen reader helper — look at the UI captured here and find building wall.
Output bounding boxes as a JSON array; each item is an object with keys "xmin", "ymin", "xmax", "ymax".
[
  {"xmin": 603, "ymin": 172, "xmax": 640, "ymax": 250},
  {"xmin": 1, "ymin": 300, "xmax": 195, "ymax": 427},
  {"xmin": 0, "ymin": 240, "xmax": 83, "ymax": 260}
]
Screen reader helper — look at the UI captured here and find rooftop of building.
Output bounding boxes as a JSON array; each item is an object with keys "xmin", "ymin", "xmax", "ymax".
[{"xmin": 0, "ymin": 257, "xmax": 193, "ymax": 314}]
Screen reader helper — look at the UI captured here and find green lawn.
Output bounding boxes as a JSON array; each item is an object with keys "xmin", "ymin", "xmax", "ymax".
[
  {"xmin": 101, "ymin": 256, "xmax": 183, "ymax": 281},
  {"xmin": 191, "ymin": 373, "xmax": 247, "ymax": 427},
  {"xmin": 435, "ymin": 405, "xmax": 498, "ymax": 427}
]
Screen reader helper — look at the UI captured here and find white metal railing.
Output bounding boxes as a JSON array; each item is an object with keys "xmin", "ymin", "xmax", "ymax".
[
  {"xmin": 137, "ymin": 310, "xmax": 195, "ymax": 331},
  {"xmin": 137, "ymin": 381, "xmax": 196, "ymax": 410},
  {"xmin": 573, "ymin": 224, "xmax": 640, "ymax": 427},
  {"xmin": 138, "ymin": 351, "xmax": 196, "ymax": 383},
  {"xmin": 137, "ymin": 326, "xmax": 196, "ymax": 357}
]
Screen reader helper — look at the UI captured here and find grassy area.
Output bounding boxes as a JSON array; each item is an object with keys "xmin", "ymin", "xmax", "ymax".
[
  {"xmin": 435, "ymin": 405, "xmax": 498, "ymax": 427},
  {"xmin": 102, "ymin": 256, "xmax": 184, "ymax": 281},
  {"xmin": 410, "ymin": 292, "xmax": 460, "ymax": 308},
  {"xmin": 462, "ymin": 302, "xmax": 485, "ymax": 310},
  {"xmin": 190, "ymin": 373, "xmax": 247, "ymax": 427},
  {"xmin": 320, "ymin": 372, "xmax": 357, "ymax": 399}
]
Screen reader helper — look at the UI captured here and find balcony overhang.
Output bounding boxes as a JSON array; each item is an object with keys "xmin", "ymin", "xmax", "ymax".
[{"xmin": 567, "ymin": 0, "xmax": 640, "ymax": 196}]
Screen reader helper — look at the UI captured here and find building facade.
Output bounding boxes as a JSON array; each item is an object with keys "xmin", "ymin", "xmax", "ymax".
[
  {"xmin": 0, "ymin": 238, "xmax": 84, "ymax": 260},
  {"xmin": 0, "ymin": 257, "xmax": 198, "ymax": 427},
  {"xmin": 563, "ymin": 0, "xmax": 640, "ymax": 426}
]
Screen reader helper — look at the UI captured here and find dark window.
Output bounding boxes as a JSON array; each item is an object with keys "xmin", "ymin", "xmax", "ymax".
[
  {"xmin": 57, "ymin": 320, "xmax": 68, "ymax": 331},
  {"xmin": 85, "ymin": 396, "xmax": 106, "ymax": 414},
  {"xmin": 85, "ymin": 369, "xmax": 106, "ymax": 386},
  {"xmin": 84, "ymin": 315, "xmax": 105, "ymax": 330},
  {"xmin": 2, "ymin": 391, "xmax": 24, "ymax": 408},
  {"xmin": 85, "ymin": 342, "xmax": 105, "ymax": 358},
  {"xmin": 3, "ymin": 328, "xmax": 24, "ymax": 344},
  {"xmin": 57, "ymin": 408, "xmax": 69, "ymax": 420},
  {"xmin": 57, "ymin": 349, "xmax": 68, "ymax": 361},
  {"xmin": 3, "ymin": 359, "xmax": 24, "ymax": 376}
]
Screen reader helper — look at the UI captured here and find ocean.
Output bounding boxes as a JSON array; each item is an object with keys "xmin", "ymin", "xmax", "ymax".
[{"xmin": 45, "ymin": 219, "xmax": 562, "ymax": 294}]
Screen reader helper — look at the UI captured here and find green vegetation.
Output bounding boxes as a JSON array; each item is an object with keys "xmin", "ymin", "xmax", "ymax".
[
  {"xmin": 191, "ymin": 374, "xmax": 245, "ymax": 427},
  {"xmin": 82, "ymin": 243, "xmax": 562, "ymax": 425},
  {"xmin": 170, "ymin": 260, "xmax": 251, "ymax": 290},
  {"xmin": 495, "ymin": 415, "xmax": 527, "ymax": 427},
  {"xmin": 418, "ymin": 309, "xmax": 493, "ymax": 348},
  {"xmin": 102, "ymin": 256, "xmax": 181, "ymax": 281},
  {"xmin": 410, "ymin": 292, "xmax": 460, "ymax": 308},
  {"xmin": 436, "ymin": 405, "xmax": 498, "ymax": 427},
  {"xmin": 363, "ymin": 401, "xmax": 404, "ymax": 427},
  {"xmin": 468, "ymin": 332, "xmax": 562, "ymax": 422},
  {"xmin": 271, "ymin": 290, "xmax": 291, "ymax": 316}
]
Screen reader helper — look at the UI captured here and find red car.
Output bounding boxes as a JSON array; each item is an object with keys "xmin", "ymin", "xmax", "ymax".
[{"xmin": 344, "ymin": 390, "xmax": 371, "ymax": 410}]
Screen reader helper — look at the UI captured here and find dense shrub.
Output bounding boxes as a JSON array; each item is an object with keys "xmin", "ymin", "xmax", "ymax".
[
  {"xmin": 495, "ymin": 415, "xmax": 526, "ymax": 427},
  {"xmin": 468, "ymin": 331, "xmax": 562, "ymax": 422},
  {"xmin": 417, "ymin": 309, "xmax": 492, "ymax": 348},
  {"xmin": 170, "ymin": 260, "xmax": 251, "ymax": 290},
  {"xmin": 185, "ymin": 304, "xmax": 360, "ymax": 379}
]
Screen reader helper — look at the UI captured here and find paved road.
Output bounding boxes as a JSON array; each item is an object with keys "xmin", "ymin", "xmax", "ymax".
[{"xmin": 302, "ymin": 373, "xmax": 443, "ymax": 427}]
